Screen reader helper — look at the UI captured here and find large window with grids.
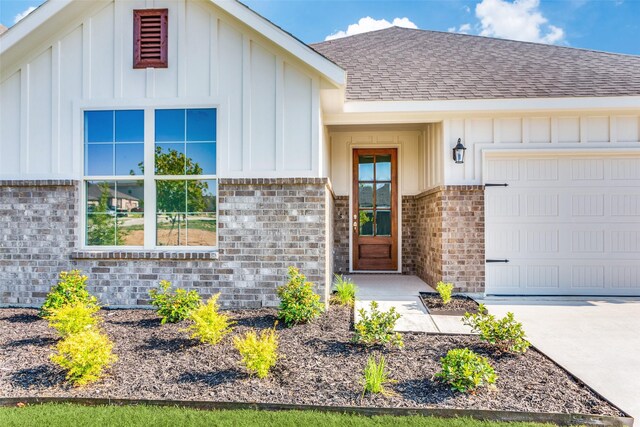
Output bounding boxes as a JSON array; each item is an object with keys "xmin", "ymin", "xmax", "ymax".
[{"xmin": 83, "ymin": 108, "xmax": 217, "ymax": 249}]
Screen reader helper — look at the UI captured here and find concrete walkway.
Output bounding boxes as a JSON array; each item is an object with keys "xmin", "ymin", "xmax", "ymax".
[
  {"xmin": 481, "ymin": 297, "xmax": 640, "ymax": 421},
  {"xmin": 351, "ymin": 274, "xmax": 472, "ymax": 334}
]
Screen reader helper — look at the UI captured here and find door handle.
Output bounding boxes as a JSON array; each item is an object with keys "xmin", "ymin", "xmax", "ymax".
[{"xmin": 353, "ymin": 221, "xmax": 358, "ymax": 232}]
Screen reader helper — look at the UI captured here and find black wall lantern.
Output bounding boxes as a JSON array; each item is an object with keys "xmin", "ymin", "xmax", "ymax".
[{"xmin": 453, "ymin": 138, "xmax": 466, "ymax": 164}]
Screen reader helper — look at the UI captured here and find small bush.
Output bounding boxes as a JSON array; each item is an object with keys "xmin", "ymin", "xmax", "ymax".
[
  {"xmin": 46, "ymin": 302, "xmax": 101, "ymax": 338},
  {"xmin": 462, "ymin": 304, "xmax": 530, "ymax": 354},
  {"xmin": 330, "ymin": 274, "xmax": 358, "ymax": 307},
  {"xmin": 435, "ymin": 281, "xmax": 454, "ymax": 305},
  {"xmin": 435, "ymin": 348, "xmax": 497, "ymax": 393},
  {"xmin": 353, "ymin": 301, "xmax": 403, "ymax": 348},
  {"xmin": 50, "ymin": 329, "xmax": 117, "ymax": 386},
  {"xmin": 233, "ymin": 328, "xmax": 278, "ymax": 379},
  {"xmin": 185, "ymin": 294, "xmax": 234, "ymax": 345},
  {"xmin": 362, "ymin": 355, "xmax": 394, "ymax": 396},
  {"xmin": 39, "ymin": 270, "xmax": 98, "ymax": 318},
  {"xmin": 276, "ymin": 267, "xmax": 324, "ymax": 326},
  {"xmin": 149, "ymin": 280, "xmax": 201, "ymax": 324}
]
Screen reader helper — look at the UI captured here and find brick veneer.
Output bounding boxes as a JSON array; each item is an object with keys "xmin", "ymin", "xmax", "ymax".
[
  {"xmin": 333, "ymin": 196, "xmax": 350, "ymax": 274},
  {"xmin": 0, "ymin": 179, "xmax": 334, "ymax": 308},
  {"xmin": 401, "ymin": 196, "xmax": 417, "ymax": 275},
  {"xmin": 414, "ymin": 186, "xmax": 485, "ymax": 292}
]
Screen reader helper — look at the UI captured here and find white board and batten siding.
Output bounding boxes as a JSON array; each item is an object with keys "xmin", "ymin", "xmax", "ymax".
[
  {"xmin": 0, "ymin": 0, "xmax": 322, "ymax": 179},
  {"xmin": 445, "ymin": 115, "xmax": 640, "ymax": 185}
]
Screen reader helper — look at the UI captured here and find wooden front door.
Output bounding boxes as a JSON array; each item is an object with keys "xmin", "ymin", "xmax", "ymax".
[{"xmin": 352, "ymin": 148, "xmax": 398, "ymax": 271}]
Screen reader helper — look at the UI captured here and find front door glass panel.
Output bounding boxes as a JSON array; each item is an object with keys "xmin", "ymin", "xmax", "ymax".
[{"xmin": 358, "ymin": 154, "xmax": 393, "ymax": 237}]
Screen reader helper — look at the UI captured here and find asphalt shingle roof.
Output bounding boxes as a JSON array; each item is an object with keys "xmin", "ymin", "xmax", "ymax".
[{"xmin": 310, "ymin": 27, "xmax": 640, "ymax": 102}]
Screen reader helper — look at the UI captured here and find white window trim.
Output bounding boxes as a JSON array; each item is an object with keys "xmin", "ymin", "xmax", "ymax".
[{"xmin": 79, "ymin": 102, "xmax": 219, "ymax": 251}]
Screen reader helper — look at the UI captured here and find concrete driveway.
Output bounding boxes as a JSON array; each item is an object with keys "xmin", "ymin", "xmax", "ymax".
[{"xmin": 481, "ymin": 297, "xmax": 640, "ymax": 421}]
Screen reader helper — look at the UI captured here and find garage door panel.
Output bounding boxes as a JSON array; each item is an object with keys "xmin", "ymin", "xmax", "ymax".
[
  {"xmin": 525, "ymin": 158, "xmax": 559, "ymax": 181},
  {"xmin": 485, "ymin": 153, "xmax": 640, "ymax": 296},
  {"xmin": 610, "ymin": 265, "xmax": 640, "ymax": 288},
  {"xmin": 571, "ymin": 158, "xmax": 604, "ymax": 181},
  {"xmin": 611, "ymin": 158, "xmax": 640, "ymax": 180}
]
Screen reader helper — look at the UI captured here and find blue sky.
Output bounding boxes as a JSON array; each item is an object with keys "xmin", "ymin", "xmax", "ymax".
[{"xmin": 1, "ymin": 0, "xmax": 639, "ymax": 55}]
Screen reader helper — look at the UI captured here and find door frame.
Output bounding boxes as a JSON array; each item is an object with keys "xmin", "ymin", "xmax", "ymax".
[{"xmin": 349, "ymin": 144, "xmax": 403, "ymax": 273}]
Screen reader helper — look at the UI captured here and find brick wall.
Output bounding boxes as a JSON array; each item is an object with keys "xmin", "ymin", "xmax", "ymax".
[
  {"xmin": 414, "ymin": 189, "xmax": 443, "ymax": 288},
  {"xmin": 413, "ymin": 186, "xmax": 485, "ymax": 293},
  {"xmin": 333, "ymin": 196, "xmax": 350, "ymax": 274},
  {"xmin": 0, "ymin": 179, "xmax": 334, "ymax": 308},
  {"xmin": 401, "ymin": 196, "xmax": 417, "ymax": 275},
  {"xmin": 440, "ymin": 186, "xmax": 485, "ymax": 292}
]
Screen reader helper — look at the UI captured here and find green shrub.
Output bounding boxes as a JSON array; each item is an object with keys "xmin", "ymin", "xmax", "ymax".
[
  {"xmin": 50, "ymin": 329, "xmax": 117, "ymax": 386},
  {"xmin": 185, "ymin": 294, "xmax": 234, "ymax": 345},
  {"xmin": 435, "ymin": 348, "xmax": 497, "ymax": 393},
  {"xmin": 39, "ymin": 270, "xmax": 98, "ymax": 318},
  {"xmin": 276, "ymin": 267, "xmax": 324, "ymax": 326},
  {"xmin": 330, "ymin": 274, "xmax": 358, "ymax": 307},
  {"xmin": 233, "ymin": 328, "xmax": 278, "ymax": 379},
  {"xmin": 362, "ymin": 355, "xmax": 395, "ymax": 396},
  {"xmin": 435, "ymin": 281, "xmax": 454, "ymax": 305},
  {"xmin": 46, "ymin": 302, "xmax": 101, "ymax": 337},
  {"xmin": 462, "ymin": 304, "xmax": 530, "ymax": 354},
  {"xmin": 353, "ymin": 301, "xmax": 403, "ymax": 348},
  {"xmin": 149, "ymin": 280, "xmax": 201, "ymax": 324}
]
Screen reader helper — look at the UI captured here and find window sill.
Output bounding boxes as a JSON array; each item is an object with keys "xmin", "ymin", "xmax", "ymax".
[{"xmin": 70, "ymin": 250, "xmax": 218, "ymax": 261}]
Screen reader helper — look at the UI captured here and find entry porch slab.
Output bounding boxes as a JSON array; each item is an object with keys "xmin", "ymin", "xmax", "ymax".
[{"xmin": 351, "ymin": 274, "xmax": 474, "ymax": 334}]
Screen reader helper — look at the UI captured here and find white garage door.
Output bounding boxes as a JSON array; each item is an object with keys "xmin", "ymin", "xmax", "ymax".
[{"xmin": 485, "ymin": 153, "xmax": 640, "ymax": 296}]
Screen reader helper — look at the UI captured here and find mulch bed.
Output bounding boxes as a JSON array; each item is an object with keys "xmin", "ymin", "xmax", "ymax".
[
  {"xmin": 420, "ymin": 293, "xmax": 479, "ymax": 315},
  {"xmin": 0, "ymin": 307, "xmax": 622, "ymax": 416}
]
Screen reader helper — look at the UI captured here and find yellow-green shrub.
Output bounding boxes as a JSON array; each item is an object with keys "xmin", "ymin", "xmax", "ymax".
[
  {"xmin": 233, "ymin": 328, "xmax": 278, "ymax": 379},
  {"xmin": 436, "ymin": 281, "xmax": 454, "ymax": 305},
  {"xmin": 46, "ymin": 302, "xmax": 101, "ymax": 337},
  {"xmin": 185, "ymin": 294, "xmax": 234, "ymax": 345},
  {"xmin": 149, "ymin": 280, "xmax": 201, "ymax": 324},
  {"xmin": 50, "ymin": 329, "xmax": 117, "ymax": 386},
  {"xmin": 39, "ymin": 270, "xmax": 98, "ymax": 318}
]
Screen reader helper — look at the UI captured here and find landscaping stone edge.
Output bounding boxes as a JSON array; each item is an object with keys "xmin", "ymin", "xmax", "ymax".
[{"xmin": 0, "ymin": 397, "xmax": 632, "ymax": 426}]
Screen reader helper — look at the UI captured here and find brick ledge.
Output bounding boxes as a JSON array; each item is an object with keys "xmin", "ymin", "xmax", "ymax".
[
  {"xmin": 0, "ymin": 180, "xmax": 78, "ymax": 187},
  {"xmin": 71, "ymin": 250, "xmax": 218, "ymax": 261}
]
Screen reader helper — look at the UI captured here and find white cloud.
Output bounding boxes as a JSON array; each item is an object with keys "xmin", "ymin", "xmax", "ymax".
[
  {"xmin": 475, "ymin": 0, "xmax": 564, "ymax": 44},
  {"xmin": 325, "ymin": 16, "xmax": 417, "ymax": 41},
  {"xmin": 448, "ymin": 23, "xmax": 472, "ymax": 34},
  {"xmin": 464, "ymin": 5, "xmax": 471, "ymax": 13},
  {"xmin": 14, "ymin": 6, "xmax": 36, "ymax": 24}
]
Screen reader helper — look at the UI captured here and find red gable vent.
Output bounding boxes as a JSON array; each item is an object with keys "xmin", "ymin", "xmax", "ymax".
[{"xmin": 133, "ymin": 9, "xmax": 168, "ymax": 69}]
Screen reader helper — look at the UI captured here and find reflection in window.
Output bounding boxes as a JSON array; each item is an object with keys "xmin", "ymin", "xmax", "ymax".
[
  {"xmin": 84, "ymin": 110, "xmax": 144, "ymax": 176},
  {"xmin": 376, "ymin": 210, "xmax": 391, "ymax": 236},
  {"xmin": 84, "ymin": 107, "xmax": 217, "ymax": 249},
  {"xmin": 359, "ymin": 183, "xmax": 373, "ymax": 208},
  {"xmin": 156, "ymin": 180, "xmax": 217, "ymax": 246},
  {"xmin": 155, "ymin": 108, "xmax": 217, "ymax": 175},
  {"xmin": 358, "ymin": 155, "xmax": 374, "ymax": 181},
  {"xmin": 376, "ymin": 155, "xmax": 391, "ymax": 181},
  {"xmin": 359, "ymin": 210, "xmax": 374, "ymax": 236},
  {"xmin": 86, "ymin": 181, "xmax": 144, "ymax": 246}
]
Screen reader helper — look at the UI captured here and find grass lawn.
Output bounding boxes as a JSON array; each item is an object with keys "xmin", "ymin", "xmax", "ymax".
[{"xmin": 0, "ymin": 404, "xmax": 556, "ymax": 427}]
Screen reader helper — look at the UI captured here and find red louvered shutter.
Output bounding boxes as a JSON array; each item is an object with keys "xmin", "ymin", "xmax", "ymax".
[{"xmin": 133, "ymin": 9, "xmax": 168, "ymax": 69}]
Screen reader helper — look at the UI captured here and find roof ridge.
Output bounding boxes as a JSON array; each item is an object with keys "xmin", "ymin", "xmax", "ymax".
[{"xmin": 312, "ymin": 26, "xmax": 640, "ymax": 59}]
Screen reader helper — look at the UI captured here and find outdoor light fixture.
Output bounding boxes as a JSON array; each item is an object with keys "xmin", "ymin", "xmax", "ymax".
[{"xmin": 453, "ymin": 138, "xmax": 466, "ymax": 164}]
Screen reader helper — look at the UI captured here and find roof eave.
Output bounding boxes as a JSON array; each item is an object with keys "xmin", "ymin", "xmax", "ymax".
[{"xmin": 341, "ymin": 96, "xmax": 640, "ymax": 114}]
